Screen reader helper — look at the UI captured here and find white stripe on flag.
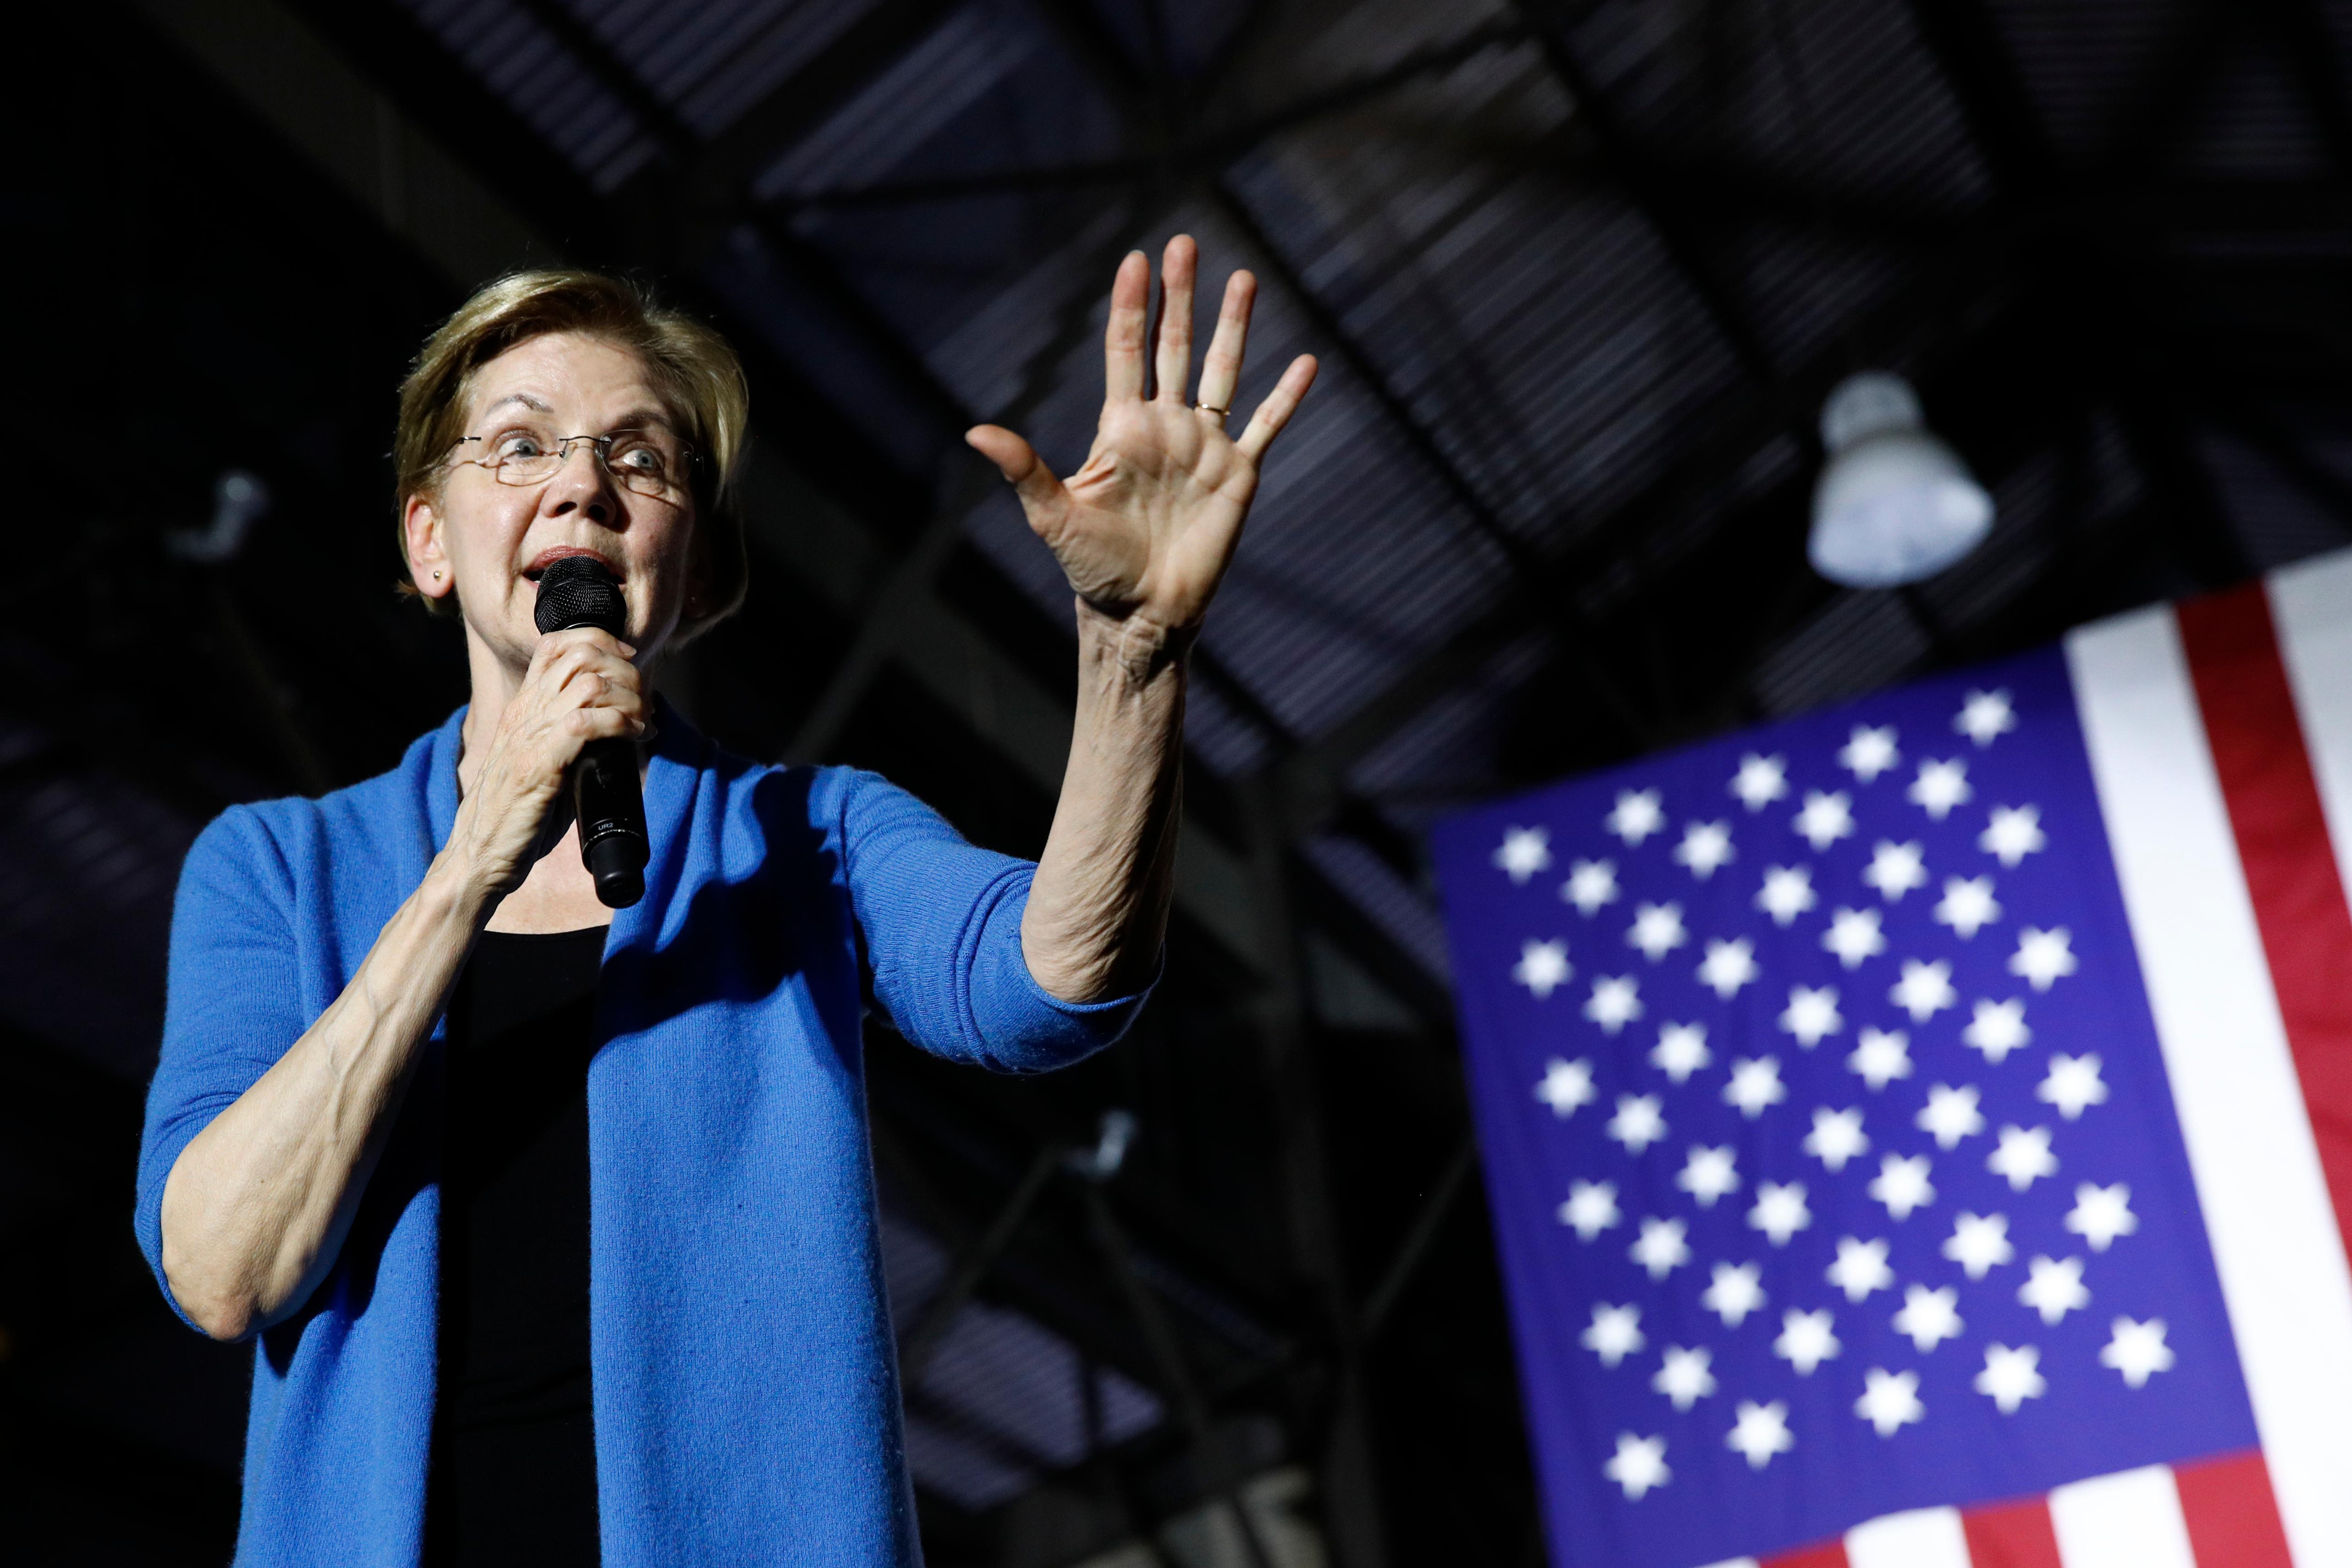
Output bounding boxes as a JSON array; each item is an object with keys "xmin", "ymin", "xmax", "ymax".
[
  {"xmin": 2269, "ymin": 547, "xmax": 2352, "ymax": 939},
  {"xmin": 1844, "ymin": 1505, "xmax": 1968, "ymax": 1568},
  {"xmin": 2047, "ymin": 1465, "xmax": 2194, "ymax": 1568},
  {"xmin": 2070, "ymin": 604, "xmax": 2352, "ymax": 1567}
]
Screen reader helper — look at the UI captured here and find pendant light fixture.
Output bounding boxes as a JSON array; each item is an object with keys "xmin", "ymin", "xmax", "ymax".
[{"xmin": 1807, "ymin": 372, "xmax": 1993, "ymax": 588}]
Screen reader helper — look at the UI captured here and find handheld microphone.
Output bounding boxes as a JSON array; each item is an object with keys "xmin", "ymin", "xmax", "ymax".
[{"xmin": 533, "ymin": 557, "xmax": 648, "ymax": 908}]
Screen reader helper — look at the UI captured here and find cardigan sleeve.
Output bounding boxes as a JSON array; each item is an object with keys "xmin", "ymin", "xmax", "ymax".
[
  {"xmin": 829, "ymin": 768, "xmax": 1153, "ymax": 1073},
  {"xmin": 133, "ymin": 806, "xmax": 308, "ymax": 1332}
]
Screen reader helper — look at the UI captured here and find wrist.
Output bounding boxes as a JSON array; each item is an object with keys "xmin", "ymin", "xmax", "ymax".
[
  {"xmin": 423, "ymin": 825, "xmax": 504, "ymax": 926},
  {"xmin": 1073, "ymin": 597, "xmax": 1193, "ymax": 686}
]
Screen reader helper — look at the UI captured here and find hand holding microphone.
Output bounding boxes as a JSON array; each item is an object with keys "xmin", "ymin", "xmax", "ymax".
[
  {"xmin": 533, "ymin": 557, "xmax": 650, "ymax": 907},
  {"xmin": 444, "ymin": 558, "xmax": 651, "ymax": 910}
]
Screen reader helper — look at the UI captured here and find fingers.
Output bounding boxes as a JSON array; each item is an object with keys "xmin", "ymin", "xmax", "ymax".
[
  {"xmin": 530, "ymin": 629, "xmax": 650, "ymax": 726},
  {"xmin": 1193, "ymin": 269, "xmax": 1255, "ymax": 417},
  {"xmin": 966, "ymin": 425, "xmax": 1070, "ymax": 520},
  {"xmin": 1236, "ymin": 353, "xmax": 1320, "ymax": 463},
  {"xmin": 1152, "ymin": 234, "xmax": 1198, "ymax": 406},
  {"xmin": 1103, "ymin": 250, "xmax": 1149, "ymax": 405}
]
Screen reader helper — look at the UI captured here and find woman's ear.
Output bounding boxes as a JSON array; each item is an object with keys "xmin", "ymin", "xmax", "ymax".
[{"xmin": 403, "ymin": 493, "xmax": 454, "ymax": 600}]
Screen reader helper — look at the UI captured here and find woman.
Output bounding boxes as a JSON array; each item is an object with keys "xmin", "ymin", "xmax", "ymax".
[{"xmin": 134, "ymin": 238, "xmax": 1315, "ymax": 1567}]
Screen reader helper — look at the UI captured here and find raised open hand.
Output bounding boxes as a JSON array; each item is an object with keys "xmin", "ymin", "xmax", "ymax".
[{"xmin": 966, "ymin": 235, "xmax": 1317, "ymax": 637}]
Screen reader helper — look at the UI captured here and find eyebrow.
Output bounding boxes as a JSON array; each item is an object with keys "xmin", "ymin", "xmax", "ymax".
[{"xmin": 479, "ymin": 393, "xmax": 676, "ymax": 431}]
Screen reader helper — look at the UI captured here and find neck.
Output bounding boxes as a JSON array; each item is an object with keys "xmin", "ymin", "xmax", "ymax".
[{"xmin": 455, "ymin": 633, "xmax": 531, "ymax": 800}]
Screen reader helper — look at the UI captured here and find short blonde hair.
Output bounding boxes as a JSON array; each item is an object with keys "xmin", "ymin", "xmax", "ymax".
[{"xmin": 393, "ymin": 270, "xmax": 750, "ymax": 639}]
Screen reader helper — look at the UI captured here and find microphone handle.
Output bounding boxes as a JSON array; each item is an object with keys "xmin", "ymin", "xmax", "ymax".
[{"xmin": 572, "ymin": 736, "xmax": 648, "ymax": 908}]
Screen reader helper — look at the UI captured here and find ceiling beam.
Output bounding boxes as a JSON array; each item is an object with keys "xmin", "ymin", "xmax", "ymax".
[
  {"xmin": 1904, "ymin": 0, "xmax": 2058, "ymax": 191},
  {"xmin": 1512, "ymin": 0, "xmax": 1778, "ymax": 379}
]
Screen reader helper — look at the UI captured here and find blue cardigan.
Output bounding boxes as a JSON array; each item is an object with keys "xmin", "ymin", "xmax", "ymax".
[{"xmin": 134, "ymin": 704, "xmax": 1144, "ymax": 1567}]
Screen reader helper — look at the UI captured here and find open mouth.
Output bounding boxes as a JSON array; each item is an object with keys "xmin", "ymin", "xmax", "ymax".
[{"xmin": 522, "ymin": 545, "xmax": 621, "ymax": 582}]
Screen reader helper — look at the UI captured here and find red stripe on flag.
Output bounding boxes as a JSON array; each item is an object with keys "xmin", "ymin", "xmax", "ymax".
[
  {"xmin": 2177, "ymin": 584, "xmax": 2352, "ymax": 1253},
  {"xmin": 2175, "ymin": 1450, "xmax": 2293, "ymax": 1568},
  {"xmin": 1959, "ymin": 1494, "xmax": 2063, "ymax": 1568},
  {"xmin": 1761, "ymin": 1541, "xmax": 1847, "ymax": 1568}
]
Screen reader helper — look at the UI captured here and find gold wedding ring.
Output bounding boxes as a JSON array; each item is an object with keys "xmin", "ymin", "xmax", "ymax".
[{"xmin": 1195, "ymin": 403, "xmax": 1230, "ymax": 419}]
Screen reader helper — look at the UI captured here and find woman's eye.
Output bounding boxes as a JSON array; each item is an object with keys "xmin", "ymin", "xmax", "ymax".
[
  {"xmin": 615, "ymin": 446, "xmax": 663, "ymax": 474},
  {"xmin": 495, "ymin": 435, "xmax": 544, "ymax": 460}
]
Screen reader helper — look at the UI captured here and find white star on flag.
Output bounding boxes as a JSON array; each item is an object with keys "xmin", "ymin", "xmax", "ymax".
[
  {"xmin": 2011, "ymin": 926, "xmax": 2080, "ymax": 990},
  {"xmin": 1963, "ymin": 998, "xmax": 2032, "ymax": 1064},
  {"xmin": 1980, "ymin": 804, "xmax": 2047, "ymax": 867},
  {"xmin": 1493, "ymin": 826, "xmax": 1551, "ymax": 883},
  {"xmin": 1956, "ymin": 688, "xmax": 2019, "ymax": 746},
  {"xmin": 1724, "ymin": 1057, "xmax": 1788, "ymax": 1119},
  {"xmin": 1793, "ymin": 790, "xmax": 1856, "ymax": 851},
  {"xmin": 1677, "ymin": 1145, "xmax": 1741, "ymax": 1207},
  {"xmin": 1988, "ymin": 1124, "xmax": 2059, "ymax": 1192},
  {"xmin": 1749, "ymin": 1181, "xmax": 1812, "ymax": 1245},
  {"xmin": 1513, "ymin": 939, "xmax": 1572, "ymax": 998},
  {"xmin": 1934, "ymin": 875, "xmax": 2002, "ymax": 939},
  {"xmin": 2065, "ymin": 1182, "xmax": 2137, "ymax": 1251},
  {"xmin": 1582, "ymin": 1303, "xmax": 1645, "ymax": 1366},
  {"xmin": 1604, "ymin": 1432, "xmax": 1669, "ymax": 1499},
  {"xmin": 1607, "ymin": 1095, "xmax": 1668, "ymax": 1154},
  {"xmin": 1928, "ymin": 879, "xmax": 2004, "ymax": 940},
  {"xmin": 1629, "ymin": 1216, "xmax": 1692, "ymax": 1279},
  {"xmin": 1625, "ymin": 902, "xmax": 1688, "ymax": 960},
  {"xmin": 1557, "ymin": 1180, "xmax": 1621, "ymax": 1239},
  {"xmin": 1774, "ymin": 1308, "xmax": 1840, "ymax": 1375},
  {"xmin": 1974, "ymin": 1344, "xmax": 2046, "ymax": 1413},
  {"xmin": 2039, "ymin": 1054, "xmax": 2109, "ymax": 1119},
  {"xmin": 1674, "ymin": 820, "xmax": 1735, "ymax": 879},
  {"xmin": 1840, "ymin": 724, "xmax": 1901, "ymax": 783},
  {"xmin": 1848, "ymin": 1027, "xmax": 1914, "ymax": 1090},
  {"xmin": 1779, "ymin": 985, "xmax": 1843, "ymax": 1048},
  {"xmin": 1944, "ymin": 1212, "xmax": 2015, "ymax": 1279},
  {"xmin": 1697, "ymin": 938, "xmax": 1761, "ymax": 999},
  {"xmin": 1607, "ymin": 790, "xmax": 1666, "ymax": 846},
  {"xmin": 1732, "ymin": 753, "xmax": 1790, "ymax": 811},
  {"xmin": 1862, "ymin": 839, "xmax": 1929, "ymax": 901},
  {"xmin": 1821, "ymin": 907, "xmax": 1888, "ymax": 969},
  {"xmin": 1918, "ymin": 1083, "xmax": 1986, "ymax": 1149},
  {"xmin": 1893, "ymin": 1285, "xmax": 1964, "ymax": 1352},
  {"xmin": 1562, "ymin": 858, "xmax": 1621, "ymax": 915},
  {"xmin": 1703, "ymin": 1262, "xmax": 1767, "ymax": 1327},
  {"xmin": 2018, "ymin": 1254, "xmax": 2090, "ymax": 1324},
  {"xmin": 1756, "ymin": 865, "xmax": 1819, "ymax": 927},
  {"xmin": 1804, "ymin": 1107, "xmax": 1869, "ymax": 1172},
  {"xmin": 1585, "ymin": 975, "xmax": 1644, "ymax": 1034},
  {"xmin": 1653, "ymin": 1346, "xmax": 1718, "ymax": 1410},
  {"xmin": 1855, "ymin": 1368, "xmax": 1925, "ymax": 1437},
  {"xmin": 1889, "ymin": 959, "xmax": 1958, "ymax": 1022},
  {"xmin": 2102, "ymin": 1317, "xmax": 2176, "ymax": 1387},
  {"xmin": 1869, "ymin": 1154, "xmax": 1936, "ymax": 1220},
  {"xmin": 1826, "ymin": 1236, "xmax": 1895, "ymax": 1302},
  {"xmin": 1726, "ymin": 1401, "xmax": 1795, "ymax": 1469},
  {"xmin": 1909, "ymin": 758, "xmax": 1973, "ymax": 820},
  {"xmin": 1534, "ymin": 1057, "xmax": 1596, "ymax": 1117},
  {"xmin": 1650, "ymin": 1022, "xmax": 1712, "ymax": 1083}
]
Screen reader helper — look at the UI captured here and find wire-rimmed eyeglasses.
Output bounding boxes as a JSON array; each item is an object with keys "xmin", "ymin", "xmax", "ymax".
[{"xmin": 447, "ymin": 429, "xmax": 692, "ymax": 500}]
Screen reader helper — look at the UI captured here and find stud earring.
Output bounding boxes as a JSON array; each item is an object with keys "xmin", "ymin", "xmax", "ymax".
[{"xmin": 433, "ymin": 570, "xmax": 442, "ymax": 580}]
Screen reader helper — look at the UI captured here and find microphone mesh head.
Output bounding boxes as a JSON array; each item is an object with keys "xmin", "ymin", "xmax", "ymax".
[{"xmin": 534, "ymin": 556, "xmax": 627, "ymax": 637}]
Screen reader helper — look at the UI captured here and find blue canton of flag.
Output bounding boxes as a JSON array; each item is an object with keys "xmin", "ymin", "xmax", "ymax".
[{"xmin": 1433, "ymin": 646, "xmax": 2258, "ymax": 1568}]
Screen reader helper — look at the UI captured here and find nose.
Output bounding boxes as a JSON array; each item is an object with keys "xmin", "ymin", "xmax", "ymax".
[{"xmin": 542, "ymin": 440, "xmax": 618, "ymax": 520}]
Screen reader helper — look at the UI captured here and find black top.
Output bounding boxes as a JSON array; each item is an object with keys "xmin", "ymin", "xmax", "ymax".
[{"xmin": 427, "ymin": 926, "xmax": 608, "ymax": 1568}]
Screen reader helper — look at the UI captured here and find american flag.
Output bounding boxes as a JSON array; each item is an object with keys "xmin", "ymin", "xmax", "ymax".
[{"xmin": 1433, "ymin": 552, "xmax": 2352, "ymax": 1568}]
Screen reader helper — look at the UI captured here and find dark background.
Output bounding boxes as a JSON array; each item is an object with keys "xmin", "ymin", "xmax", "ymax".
[{"xmin": 7, "ymin": 0, "xmax": 2352, "ymax": 1562}]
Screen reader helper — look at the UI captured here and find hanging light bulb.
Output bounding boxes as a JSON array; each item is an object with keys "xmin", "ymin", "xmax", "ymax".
[{"xmin": 1807, "ymin": 372, "xmax": 1993, "ymax": 588}]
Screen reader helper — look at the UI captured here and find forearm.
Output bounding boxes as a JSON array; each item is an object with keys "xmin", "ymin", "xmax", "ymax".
[
  {"xmin": 159, "ymin": 848, "xmax": 494, "ymax": 1340},
  {"xmin": 1021, "ymin": 601, "xmax": 1187, "ymax": 1002}
]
